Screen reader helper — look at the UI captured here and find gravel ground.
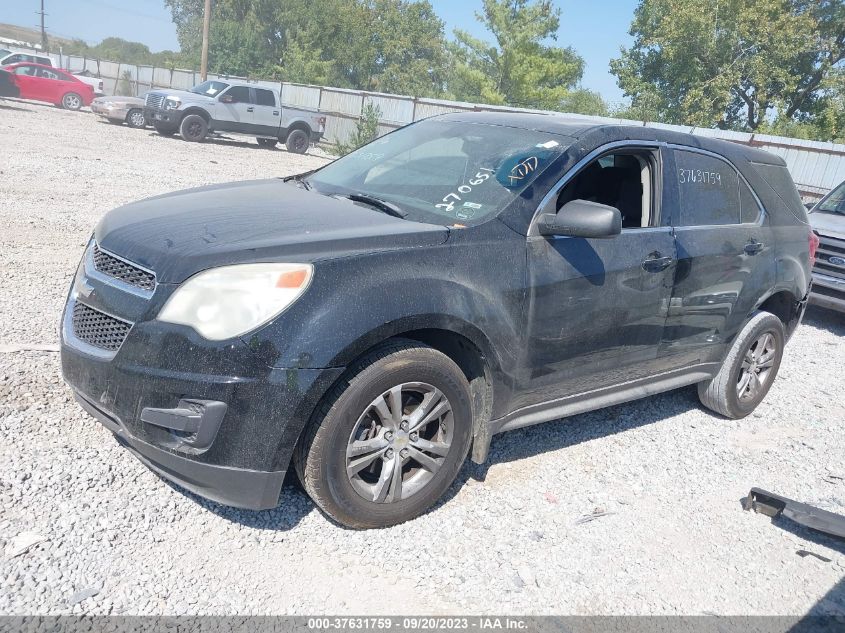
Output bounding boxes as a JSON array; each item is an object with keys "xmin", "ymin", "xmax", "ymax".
[{"xmin": 1, "ymin": 100, "xmax": 844, "ymax": 617}]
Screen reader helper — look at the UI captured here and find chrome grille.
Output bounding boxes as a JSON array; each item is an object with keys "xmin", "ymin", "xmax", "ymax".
[
  {"xmin": 72, "ymin": 303, "xmax": 132, "ymax": 352},
  {"xmin": 814, "ymin": 234, "xmax": 845, "ymax": 281},
  {"xmin": 145, "ymin": 93, "xmax": 165, "ymax": 109},
  {"xmin": 93, "ymin": 243, "xmax": 155, "ymax": 291}
]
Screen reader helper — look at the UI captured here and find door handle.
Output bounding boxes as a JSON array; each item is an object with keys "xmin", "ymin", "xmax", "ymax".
[
  {"xmin": 273, "ymin": 111, "xmax": 279, "ymax": 116},
  {"xmin": 744, "ymin": 240, "xmax": 764, "ymax": 255},
  {"xmin": 642, "ymin": 252, "xmax": 673, "ymax": 273},
  {"xmin": 246, "ymin": 107, "xmax": 254, "ymax": 112}
]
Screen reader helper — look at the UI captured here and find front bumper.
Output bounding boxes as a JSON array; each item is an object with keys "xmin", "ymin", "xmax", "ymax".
[
  {"xmin": 61, "ymin": 244, "xmax": 344, "ymax": 509},
  {"xmin": 144, "ymin": 107, "xmax": 179, "ymax": 126},
  {"xmin": 809, "ymin": 272, "xmax": 845, "ymax": 313}
]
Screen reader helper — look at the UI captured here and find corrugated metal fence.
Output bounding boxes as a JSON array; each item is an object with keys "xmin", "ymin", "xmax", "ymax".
[{"xmin": 21, "ymin": 49, "xmax": 845, "ymax": 200}]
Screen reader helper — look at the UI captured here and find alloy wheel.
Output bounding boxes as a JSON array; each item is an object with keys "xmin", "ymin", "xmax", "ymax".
[
  {"xmin": 736, "ymin": 331, "xmax": 778, "ymax": 401},
  {"xmin": 63, "ymin": 94, "xmax": 81, "ymax": 110},
  {"xmin": 346, "ymin": 382, "xmax": 454, "ymax": 504},
  {"xmin": 128, "ymin": 110, "xmax": 146, "ymax": 127}
]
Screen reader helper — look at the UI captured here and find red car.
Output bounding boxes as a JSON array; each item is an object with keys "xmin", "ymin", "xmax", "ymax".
[{"xmin": 2, "ymin": 62, "xmax": 94, "ymax": 110}]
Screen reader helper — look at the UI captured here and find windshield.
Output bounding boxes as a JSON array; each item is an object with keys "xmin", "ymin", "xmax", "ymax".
[
  {"xmin": 190, "ymin": 80, "xmax": 229, "ymax": 96},
  {"xmin": 308, "ymin": 120, "xmax": 569, "ymax": 226},
  {"xmin": 815, "ymin": 181, "xmax": 845, "ymax": 215}
]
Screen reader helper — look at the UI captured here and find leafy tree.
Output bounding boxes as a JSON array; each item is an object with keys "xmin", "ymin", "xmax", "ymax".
[
  {"xmin": 610, "ymin": 0, "xmax": 845, "ymax": 134},
  {"xmin": 446, "ymin": 0, "xmax": 585, "ymax": 110},
  {"xmin": 333, "ymin": 103, "xmax": 382, "ymax": 155}
]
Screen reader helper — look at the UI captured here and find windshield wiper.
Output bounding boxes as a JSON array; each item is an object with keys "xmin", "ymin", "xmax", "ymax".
[
  {"xmin": 345, "ymin": 193, "xmax": 407, "ymax": 218},
  {"xmin": 283, "ymin": 173, "xmax": 312, "ymax": 190}
]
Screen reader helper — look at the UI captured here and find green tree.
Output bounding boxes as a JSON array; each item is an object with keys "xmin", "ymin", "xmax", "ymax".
[
  {"xmin": 610, "ymin": 0, "xmax": 845, "ymax": 134},
  {"xmin": 446, "ymin": 0, "xmax": 586, "ymax": 110},
  {"xmin": 333, "ymin": 102, "xmax": 382, "ymax": 155}
]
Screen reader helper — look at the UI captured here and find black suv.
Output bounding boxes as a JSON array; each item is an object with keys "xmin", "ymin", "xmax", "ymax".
[{"xmin": 61, "ymin": 113, "xmax": 815, "ymax": 528}]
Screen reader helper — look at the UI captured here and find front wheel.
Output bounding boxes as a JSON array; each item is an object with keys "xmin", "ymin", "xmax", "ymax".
[
  {"xmin": 698, "ymin": 311, "xmax": 785, "ymax": 419},
  {"xmin": 154, "ymin": 122, "xmax": 176, "ymax": 136},
  {"xmin": 285, "ymin": 129, "xmax": 309, "ymax": 154},
  {"xmin": 179, "ymin": 114, "xmax": 207, "ymax": 142},
  {"xmin": 62, "ymin": 92, "xmax": 83, "ymax": 111},
  {"xmin": 126, "ymin": 109, "xmax": 147, "ymax": 128},
  {"xmin": 295, "ymin": 340, "xmax": 473, "ymax": 529}
]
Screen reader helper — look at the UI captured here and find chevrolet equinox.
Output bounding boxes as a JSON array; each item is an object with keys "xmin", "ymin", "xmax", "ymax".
[{"xmin": 61, "ymin": 113, "xmax": 816, "ymax": 528}]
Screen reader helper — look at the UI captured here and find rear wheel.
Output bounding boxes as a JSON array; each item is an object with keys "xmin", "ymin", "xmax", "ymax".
[
  {"xmin": 698, "ymin": 311, "xmax": 785, "ymax": 419},
  {"xmin": 179, "ymin": 114, "xmax": 207, "ymax": 142},
  {"xmin": 285, "ymin": 128, "xmax": 309, "ymax": 154},
  {"xmin": 295, "ymin": 340, "xmax": 473, "ymax": 529},
  {"xmin": 126, "ymin": 109, "xmax": 147, "ymax": 128},
  {"xmin": 61, "ymin": 92, "xmax": 83, "ymax": 111}
]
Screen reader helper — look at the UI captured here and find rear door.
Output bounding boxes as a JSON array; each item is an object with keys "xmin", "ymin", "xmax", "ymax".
[
  {"xmin": 661, "ymin": 147, "xmax": 773, "ymax": 367},
  {"xmin": 252, "ymin": 88, "xmax": 280, "ymax": 137},
  {"xmin": 216, "ymin": 85, "xmax": 253, "ymax": 132}
]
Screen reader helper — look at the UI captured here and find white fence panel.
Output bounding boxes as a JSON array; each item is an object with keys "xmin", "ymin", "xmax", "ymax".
[
  {"xmin": 366, "ymin": 95, "xmax": 414, "ymax": 125},
  {"xmin": 281, "ymin": 84, "xmax": 321, "ymax": 110},
  {"xmin": 324, "ymin": 116, "xmax": 359, "ymax": 145},
  {"xmin": 321, "ymin": 89, "xmax": 364, "ymax": 116},
  {"xmin": 171, "ymin": 70, "xmax": 196, "ymax": 90}
]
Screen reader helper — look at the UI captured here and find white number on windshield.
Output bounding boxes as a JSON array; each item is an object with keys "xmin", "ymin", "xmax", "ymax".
[{"xmin": 435, "ymin": 169, "xmax": 494, "ymax": 213}]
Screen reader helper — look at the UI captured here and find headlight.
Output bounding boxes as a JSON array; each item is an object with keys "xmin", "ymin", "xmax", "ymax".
[
  {"xmin": 157, "ymin": 263, "xmax": 313, "ymax": 341},
  {"xmin": 164, "ymin": 97, "xmax": 181, "ymax": 110}
]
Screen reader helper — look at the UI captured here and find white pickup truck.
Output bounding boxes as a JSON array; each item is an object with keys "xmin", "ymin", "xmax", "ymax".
[{"xmin": 143, "ymin": 79, "xmax": 326, "ymax": 153}]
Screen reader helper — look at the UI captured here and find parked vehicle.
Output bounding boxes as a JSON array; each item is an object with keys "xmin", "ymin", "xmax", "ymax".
[
  {"xmin": 807, "ymin": 179, "xmax": 845, "ymax": 312},
  {"xmin": 91, "ymin": 95, "xmax": 148, "ymax": 128},
  {"xmin": 0, "ymin": 51, "xmax": 52, "ymax": 67},
  {"xmin": 143, "ymin": 79, "xmax": 325, "ymax": 152},
  {"xmin": 3, "ymin": 63, "xmax": 94, "ymax": 110},
  {"xmin": 0, "ymin": 68, "xmax": 18, "ymax": 99},
  {"xmin": 71, "ymin": 69, "xmax": 105, "ymax": 97},
  {"xmin": 61, "ymin": 113, "xmax": 814, "ymax": 528}
]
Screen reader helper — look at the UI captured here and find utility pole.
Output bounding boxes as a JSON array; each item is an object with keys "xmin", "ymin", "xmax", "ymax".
[
  {"xmin": 200, "ymin": 0, "xmax": 211, "ymax": 81},
  {"xmin": 37, "ymin": 0, "xmax": 48, "ymax": 52}
]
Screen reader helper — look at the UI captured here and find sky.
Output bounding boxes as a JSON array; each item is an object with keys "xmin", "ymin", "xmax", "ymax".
[{"xmin": 0, "ymin": 0, "xmax": 637, "ymax": 103}]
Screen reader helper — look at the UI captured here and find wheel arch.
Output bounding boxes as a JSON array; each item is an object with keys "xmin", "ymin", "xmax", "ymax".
[
  {"xmin": 180, "ymin": 106, "xmax": 211, "ymax": 124},
  {"xmin": 282, "ymin": 119, "xmax": 312, "ymax": 140},
  {"xmin": 754, "ymin": 288, "xmax": 804, "ymax": 339}
]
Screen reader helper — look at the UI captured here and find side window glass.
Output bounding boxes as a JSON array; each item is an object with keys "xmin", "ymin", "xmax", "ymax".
[
  {"xmin": 255, "ymin": 89, "xmax": 275, "ymax": 107},
  {"xmin": 223, "ymin": 86, "xmax": 251, "ymax": 103},
  {"xmin": 740, "ymin": 179, "xmax": 762, "ymax": 224},
  {"xmin": 7, "ymin": 54, "xmax": 23, "ymax": 64},
  {"xmin": 674, "ymin": 150, "xmax": 740, "ymax": 226},
  {"xmin": 14, "ymin": 65, "xmax": 36, "ymax": 76},
  {"xmin": 556, "ymin": 152, "xmax": 653, "ymax": 228}
]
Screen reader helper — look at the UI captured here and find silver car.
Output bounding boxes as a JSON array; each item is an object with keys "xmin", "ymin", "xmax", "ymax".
[{"xmin": 91, "ymin": 95, "xmax": 148, "ymax": 128}]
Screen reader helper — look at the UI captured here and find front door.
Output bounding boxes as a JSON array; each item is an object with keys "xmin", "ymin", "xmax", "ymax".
[
  {"xmin": 12, "ymin": 65, "xmax": 45, "ymax": 101},
  {"xmin": 216, "ymin": 85, "xmax": 253, "ymax": 132},
  {"xmin": 517, "ymin": 148, "xmax": 677, "ymax": 410}
]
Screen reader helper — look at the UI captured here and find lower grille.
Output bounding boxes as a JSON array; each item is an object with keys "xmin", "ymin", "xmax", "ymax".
[{"xmin": 72, "ymin": 303, "xmax": 132, "ymax": 352}]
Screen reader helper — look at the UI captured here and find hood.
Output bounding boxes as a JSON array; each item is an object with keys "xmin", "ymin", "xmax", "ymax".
[
  {"xmin": 152, "ymin": 89, "xmax": 216, "ymax": 104},
  {"xmin": 810, "ymin": 211, "xmax": 845, "ymax": 240},
  {"xmin": 95, "ymin": 179, "xmax": 449, "ymax": 283}
]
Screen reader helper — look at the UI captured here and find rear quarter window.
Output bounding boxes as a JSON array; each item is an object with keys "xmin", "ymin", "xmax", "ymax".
[
  {"xmin": 751, "ymin": 162, "xmax": 808, "ymax": 223},
  {"xmin": 674, "ymin": 149, "xmax": 740, "ymax": 226},
  {"xmin": 255, "ymin": 89, "xmax": 276, "ymax": 106}
]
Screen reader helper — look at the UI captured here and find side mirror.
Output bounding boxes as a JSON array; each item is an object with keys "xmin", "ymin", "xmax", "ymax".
[
  {"xmin": 804, "ymin": 202, "xmax": 816, "ymax": 211},
  {"xmin": 537, "ymin": 199, "xmax": 622, "ymax": 238},
  {"xmin": 220, "ymin": 94, "xmax": 234, "ymax": 103}
]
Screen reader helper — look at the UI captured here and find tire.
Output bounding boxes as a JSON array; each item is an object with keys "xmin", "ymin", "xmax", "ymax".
[
  {"xmin": 126, "ymin": 109, "xmax": 147, "ymax": 129},
  {"xmin": 61, "ymin": 92, "xmax": 83, "ymax": 111},
  {"xmin": 257, "ymin": 138, "xmax": 278, "ymax": 148},
  {"xmin": 285, "ymin": 128, "xmax": 309, "ymax": 154},
  {"xmin": 698, "ymin": 311, "xmax": 785, "ymax": 419},
  {"xmin": 295, "ymin": 339, "xmax": 473, "ymax": 529},
  {"xmin": 179, "ymin": 114, "xmax": 207, "ymax": 142},
  {"xmin": 154, "ymin": 122, "xmax": 176, "ymax": 136}
]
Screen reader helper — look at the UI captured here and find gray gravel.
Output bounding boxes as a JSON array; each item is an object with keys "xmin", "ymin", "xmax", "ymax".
[{"xmin": 1, "ymin": 100, "xmax": 844, "ymax": 616}]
